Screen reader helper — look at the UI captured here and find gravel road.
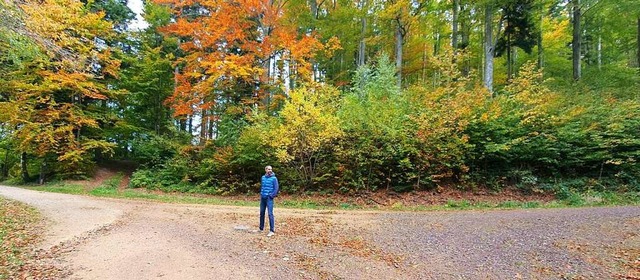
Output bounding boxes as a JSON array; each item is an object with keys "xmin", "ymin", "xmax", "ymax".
[{"xmin": 1, "ymin": 185, "xmax": 638, "ymax": 280}]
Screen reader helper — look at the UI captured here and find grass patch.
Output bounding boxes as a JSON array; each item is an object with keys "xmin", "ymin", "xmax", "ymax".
[
  {"xmin": 497, "ymin": 201, "xmax": 521, "ymax": 208},
  {"xmin": 446, "ymin": 199, "xmax": 472, "ymax": 209},
  {"xmin": 7, "ymin": 179, "xmax": 640, "ymax": 212},
  {"xmin": 0, "ymin": 197, "xmax": 41, "ymax": 279},
  {"xmin": 339, "ymin": 203, "xmax": 359, "ymax": 210},
  {"xmin": 555, "ymin": 191, "xmax": 640, "ymax": 208},
  {"xmin": 26, "ymin": 183, "xmax": 85, "ymax": 195},
  {"xmin": 523, "ymin": 201, "xmax": 541, "ymax": 208},
  {"xmin": 89, "ymin": 173, "xmax": 124, "ymax": 197},
  {"xmin": 89, "ymin": 187, "xmax": 118, "ymax": 196},
  {"xmin": 280, "ymin": 199, "xmax": 320, "ymax": 209}
]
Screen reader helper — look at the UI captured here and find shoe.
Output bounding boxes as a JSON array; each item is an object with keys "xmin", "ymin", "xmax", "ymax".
[{"xmin": 267, "ymin": 231, "xmax": 275, "ymax": 237}]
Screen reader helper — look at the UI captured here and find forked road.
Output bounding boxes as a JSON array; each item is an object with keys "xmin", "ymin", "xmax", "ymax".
[{"xmin": 1, "ymin": 185, "xmax": 638, "ymax": 279}]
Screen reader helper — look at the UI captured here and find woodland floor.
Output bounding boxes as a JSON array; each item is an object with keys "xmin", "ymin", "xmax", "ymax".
[{"xmin": 0, "ymin": 169, "xmax": 638, "ymax": 279}]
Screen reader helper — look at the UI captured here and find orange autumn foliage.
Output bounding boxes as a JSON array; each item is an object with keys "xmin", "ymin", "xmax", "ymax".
[
  {"xmin": 2, "ymin": 0, "xmax": 119, "ymax": 175},
  {"xmin": 155, "ymin": 0, "xmax": 338, "ymax": 117}
]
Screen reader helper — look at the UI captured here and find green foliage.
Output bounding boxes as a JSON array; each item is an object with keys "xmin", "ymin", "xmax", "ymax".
[
  {"xmin": 495, "ymin": 0, "xmax": 538, "ymax": 56},
  {"xmin": 336, "ymin": 55, "xmax": 413, "ymax": 192},
  {"xmin": 129, "ymin": 167, "xmax": 186, "ymax": 192},
  {"xmin": 129, "ymin": 134, "xmax": 180, "ymax": 168},
  {"xmin": 87, "ymin": 0, "xmax": 135, "ymax": 32}
]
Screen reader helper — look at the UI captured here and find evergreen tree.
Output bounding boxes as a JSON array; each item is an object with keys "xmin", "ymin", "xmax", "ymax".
[{"xmin": 495, "ymin": 0, "xmax": 538, "ymax": 80}]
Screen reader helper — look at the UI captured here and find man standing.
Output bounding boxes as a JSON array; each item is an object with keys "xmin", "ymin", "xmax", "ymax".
[{"xmin": 259, "ymin": 165, "xmax": 278, "ymax": 237}]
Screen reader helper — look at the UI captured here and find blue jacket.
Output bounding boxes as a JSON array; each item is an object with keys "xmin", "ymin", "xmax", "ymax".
[{"xmin": 260, "ymin": 172, "xmax": 279, "ymax": 198}]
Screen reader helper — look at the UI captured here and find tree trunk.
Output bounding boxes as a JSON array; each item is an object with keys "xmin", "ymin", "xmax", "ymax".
[
  {"xmin": 208, "ymin": 111, "xmax": 215, "ymax": 140},
  {"xmin": 38, "ymin": 160, "xmax": 46, "ymax": 185},
  {"xmin": 572, "ymin": 0, "xmax": 581, "ymax": 81},
  {"xmin": 21, "ymin": 152, "xmax": 28, "ymax": 182},
  {"xmin": 507, "ymin": 34, "xmax": 512, "ymax": 80},
  {"xmin": 179, "ymin": 118, "xmax": 187, "ymax": 132},
  {"xmin": 452, "ymin": 0, "xmax": 459, "ymax": 51},
  {"xmin": 422, "ymin": 42, "xmax": 428, "ymax": 82},
  {"xmin": 2, "ymin": 149, "xmax": 9, "ymax": 178},
  {"xmin": 597, "ymin": 34, "xmax": 602, "ymax": 70},
  {"xmin": 290, "ymin": 59, "xmax": 296, "ymax": 91},
  {"xmin": 199, "ymin": 110, "xmax": 207, "ymax": 145},
  {"xmin": 358, "ymin": 16, "xmax": 366, "ymax": 67},
  {"xmin": 484, "ymin": 3, "xmax": 494, "ymax": 94},
  {"xmin": 537, "ymin": 5, "xmax": 543, "ymax": 69},
  {"xmin": 395, "ymin": 23, "xmax": 403, "ymax": 89},
  {"xmin": 309, "ymin": 0, "xmax": 318, "ymax": 19},
  {"xmin": 461, "ymin": 10, "xmax": 471, "ymax": 76},
  {"xmin": 433, "ymin": 32, "xmax": 440, "ymax": 56}
]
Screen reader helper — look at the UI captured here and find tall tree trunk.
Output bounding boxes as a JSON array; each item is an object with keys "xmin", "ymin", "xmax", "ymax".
[
  {"xmin": 507, "ymin": 34, "xmax": 512, "ymax": 80},
  {"xmin": 208, "ymin": 111, "xmax": 215, "ymax": 140},
  {"xmin": 179, "ymin": 118, "xmax": 187, "ymax": 132},
  {"xmin": 155, "ymin": 79, "xmax": 162, "ymax": 135},
  {"xmin": 309, "ymin": 0, "xmax": 318, "ymax": 19},
  {"xmin": 452, "ymin": 0, "xmax": 459, "ymax": 52},
  {"xmin": 395, "ymin": 23, "xmax": 403, "ymax": 89},
  {"xmin": 484, "ymin": 3, "xmax": 494, "ymax": 94},
  {"xmin": 572, "ymin": 0, "xmax": 581, "ymax": 81},
  {"xmin": 422, "ymin": 42, "xmax": 428, "ymax": 82},
  {"xmin": 289, "ymin": 58, "xmax": 296, "ymax": 91},
  {"xmin": 38, "ymin": 160, "xmax": 46, "ymax": 185},
  {"xmin": 461, "ymin": 11, "xmax": 471, "ymax": 76},
  {"xmin": 537, "ymin": 4, "xmax": 543, "ymax": 69},
  {"xmin": 20, "ymin": 152, "xmax": 28, "ymax": 182},
  {"xmin": 597, "ymin": 33, "xmax": 602, "ymax": 70},
  {"xmin": 199, "ymin": 110, "xmax": 207, "ymax": 145},
  {"xmin": 358, "ymin": 17, "xmax": 366, "ymax": 67},
  {"xmin": 2, "ymin": 149, "xmax": 9, "ymax": 178},
  {"xmin": 175, "ymin": 66, "xmax": 185, "ymax": 132},
  {"xmin": 433, "ymin": 32, "xmax": 440, "ymax": 56},
  {"xmin": 209, "ymin": 114, "xmax": 216, "ymax": 140}
]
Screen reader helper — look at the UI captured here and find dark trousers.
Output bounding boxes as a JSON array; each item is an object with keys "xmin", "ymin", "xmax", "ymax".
[{"xmin": 259, "ymin": 195, "xmax": 275, "ymax": 232}]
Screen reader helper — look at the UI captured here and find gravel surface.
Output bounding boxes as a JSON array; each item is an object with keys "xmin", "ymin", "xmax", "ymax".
[{"xmin": 1, "ymin": 185, "xmax": 638, "ymax": 280}]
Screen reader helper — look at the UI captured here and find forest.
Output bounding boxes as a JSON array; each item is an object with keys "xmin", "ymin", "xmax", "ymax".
[{"xmin": 0, "ymin": 0, "xmax": 638, "ymax": 197}]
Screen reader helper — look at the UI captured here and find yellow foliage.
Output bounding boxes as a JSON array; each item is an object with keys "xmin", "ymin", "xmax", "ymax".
[
  {"xmin": 542, "ymin": 18, "xmax": 570, "ymax": 52},
  {"xmin": 504, "ymin": 62, "xmax": 559, "ymax": 128},
  {"xmin": 267, "ymin": 85, "xmax": 343, "ymax": 164}
]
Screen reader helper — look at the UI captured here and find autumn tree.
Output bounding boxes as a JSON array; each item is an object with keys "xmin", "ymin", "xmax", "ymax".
[
  {"xmin": 0, "ymin": 0, "xmax": 119, "ymax": 181},
  {"xmin": 378, "ymin": 0, "xmax": 426, "ymax": 89},
  {"xmin": 154, "ymin": 0, "xmax": 338, "ymax": 144},
  {"xmin": 265, "ymin": 85, "xmax": 343, "ymax": 189}
]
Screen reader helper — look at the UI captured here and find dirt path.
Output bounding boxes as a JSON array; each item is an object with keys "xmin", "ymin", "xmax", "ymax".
[{"xmin": 1, "ymin": 185, "xmax": 638, "ymax": 280}]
